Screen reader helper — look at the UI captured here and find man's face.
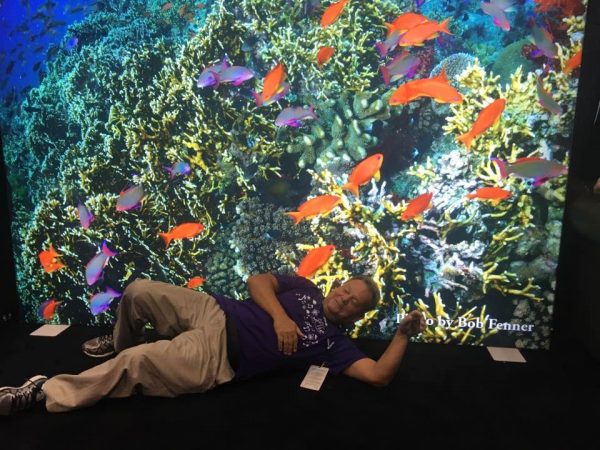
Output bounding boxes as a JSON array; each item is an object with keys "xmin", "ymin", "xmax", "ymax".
[{"xmin": 323, "ymin": 279, "xmax": 373, "ymax": 325}]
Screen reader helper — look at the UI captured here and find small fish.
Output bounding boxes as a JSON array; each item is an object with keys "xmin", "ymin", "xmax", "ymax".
[
  {"xmin": 197, "ymin": 55, "xmax": 230, "ymax": 88},
  {"xmin": 529, "ymin": 24, "xmax": 557, "ymax": 59},
  {"xmin": 320, "ymin": 0, "xmax": 351, "ymax": 28},
  {"xmin": 164, "ymin": 161, "xmax": 191, "ymax": 179},
  {"xmin": 275, "ymin": 105, "xmax": 317, "ymax": 128},
  {"xmin": 563, "ymin": 49, "xmax": 582, "ymax": 75},
  {"xmin": 456, "ymin": 98, "xmax": 506, "ymax": 149},
  {"xmin": 380, "ymin": 51, "xmax": 421, "ymax": 85},
  {"xmin": 187, "ymin": 276, "xmax": 205, "ymax": 289},
  {"xmin": 466, "ymin": 187, "xmax": 512, "ymax": 204},
  {"xmin": 38, "ymin": 299, "xmax": 61, "ymax": 320},
  {"xmin": 492, "ymin": 157, "xmax": 567, "ymax": 187},
  {"xmin": 297, "ymin": 245, "xmax": 336, "ymax": 278},
  {"xmin": 400, "ymin": 192, "xmax": 433, "ymax": 221},
  {"xmin": 261, "ymin": 63, "xmax": 286, "ymax": 104},
  {"xmin": 252, "ymin": 82, "xmax": 290, "ymax": 106},
  {"xmin": 212, "ymin": 65, "xmax": 254, "ymax": 87},
  {"xmin": 389, "ymin": 67, "xmax": 462, "ymax": 105},
  {"xmin": 67, "ymin": 6, "xmax": 85, "ymax": 14},
  {"xmin": 341, "ymin": 153, "xmax": 384, "ymax": 197},
  {"xmin": 415, "ymin": 0, "xmax": 426, "ymax": 8},
  {"xmin": 480, "ymin": 0, "xmax": 515, "ymax": 31},
  {"xmin": 386, "ymin": 13, "xmax": 429, "ymax": 36},
  {"xmin": 161, "ymin": 2, "xmax": 173, "ymax": 11},
  {"xmin": 85, "ymin": 240, "xmax": 118, "ymax": 285},
  {"xmin": 375, "ymin": 29, "xmax": 402, "ymax": 58},
  {"xmin": 65, "ymin": 36, "xmax": 78, "ymax": 52},
  {"xmin": 89, "ymin": 287, "xmax": 121, "ymax": 315},
  {"xmin": 39, "ymin": 244, "xmax": 66, "ymax": 273},
  {"xmin": 316, "ymin": 46, "xmax": 335, "ymax": 67},
  {"xmin": 398, "ymin": 18, "xmax": 452, "ymax": 47},
  {"xmin": 178, "ymin": 4, "xmax": 188, "ymax": 16},
  {"xmin": 285, "ymin": 195, "xmax": 341, "ymax": 224},
  {"xmin": 77, "ymin": 201, "xmax": 95, "ymax": 229},
  {"xmin": 116, "ymin": 184, "xmax": 146, "ymax": 212},
  {"xmin": 159, "ymin": 222, "xmax": 205, "ymax": 248},
  {"xmin": 536, "ymin": 76, "xmax": 562, "ymax": 116}
]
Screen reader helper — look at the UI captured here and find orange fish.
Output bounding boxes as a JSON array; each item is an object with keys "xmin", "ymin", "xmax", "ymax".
[
  {"xmin": 398, "ymin": 18, "xmax": 452, "ymax": 47},
  {"xmin": 178, "ymin": 4, "xmax": 188, "ymax": 16},
  {"xmin": 563, "ymin": 49, "xmax": 582, "ymax": 75},
  {"xmin": 386, "ymin": 12, "xmax": 429, "ymax": 36},
  {"xmin": 159, "ymin": 222, "xmax": 205, "ymax": 248},
  {"xmin": 187, "ymin": 276, "xmax": 205, "ymax": 289},
  {"xmin": 342, "ymin": 153, "xmax": 384, "ymax": 197},
  {"xmin": 456, "ymin": 98, "xmax": 506, "ymax": 149},
  {"xmin": 388, "ymin": 68, "xmax": 462, "ymax": 105},
  {"xmin": 259, "ymin": 63, "xmax": 286, "ymax": 103},
  {"xmin": 466, "ymin": 187, "xmax": 511, "ymax": 205},
  {"xmin": 321, "ymin": 0, "xmax": 351, "ymax": 27},
  {"xmin": 297, "ymin": 245, "xmax": 336, "ymax": 278},
  {"xmin": 400, "ymin": 192, "xmax": 433, "ymax": 221},
  {"xmin": 285, "ymin": 195, "xmax": 341, "ymax": 224},
  {"xmin": 38, "ymin": 299, "xmax": 61, "ymax": 320},
  {"xmin": 161, "ymin": 2, "xmax": 173, "ymax": 11},
  {"xmin": 316, "ymin": 46, "xmax": 335, "ymax": 67},
  {"xmin": 39, "ymin": 244, "xmax": 66, "ymax": 273}
]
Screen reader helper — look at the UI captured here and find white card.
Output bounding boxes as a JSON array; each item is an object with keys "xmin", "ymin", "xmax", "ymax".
[
  {"xmin": 300, "ymin": 365, "xmax": 329, "ymax": 391},
  {"xmin": 487, "ymin": 346, "xmax": 526, "ymax": 363},
  {"xmin": 30, "ymin": 324, "xmax": 70, "ymax": 337}
]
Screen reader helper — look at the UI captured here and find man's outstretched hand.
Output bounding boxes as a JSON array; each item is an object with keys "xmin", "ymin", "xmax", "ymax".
[
  {"xmin": 397, "ymin": 311, "xmax": 426, "ymax": 337},
  {"xmin": 273, "ymin": 315, "xmax": 306, "ymax": 355}
]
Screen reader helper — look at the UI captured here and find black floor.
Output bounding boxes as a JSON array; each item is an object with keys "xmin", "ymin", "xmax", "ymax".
[{"xmin": 1, "ymin": 323, "xmax": 599, "ymax": 450}]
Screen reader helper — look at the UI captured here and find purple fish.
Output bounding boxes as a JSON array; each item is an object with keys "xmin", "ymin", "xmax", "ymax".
[
  {"xmin": 211, "ymin": 65, "xmax": 254, "ymax": 87},
  {"xmin": 65, "ymin": 36, "xmax": 78, "ymax": 52},
  {"xmin": 492, "ymin": 157, "xmax": 567, "ymax": 187},
  {"xmin": 164, "ymin": 161, "xmax": 191, "ymax": 179},
  {"xmin": 536, "ymin": 76, "xmax": 562, "ymax": 116},
  {"xmin": 253, "ymin": 82, "xmax": 290, "ymax": 107},
  {"xmin": 375, "ymin": 30, "xmax": 402, "ymax": 58},
  {"xmin": 77, "ymin": 201, "xmax": 95, "ymax": 229},
  {"xmin": 415, "ymin": 0, "xmax": 426, "ymax": 8},
  {"xmin": 89, "ymin": 287, "xmax": 122, "ymax": 316},
  {"xmin": 197, "ymin": 55, "xmax": 230, "ymax": 88},
  {"xmin": 380, "ymin": 51, "xmax": 421, "ymax": 85},
  {"xmin": 275, "ymin": 106, "xmax": 317, "ymax": 128},
  {"xmin": 529, "ymin": 25, "xmax": 557, "ymax": 59},
  {"xmin": 116, "ymin": 185, "xmax": 145, "ymax": 212},
  {"xmin": 85, "ymin": 240, "xmax": 118, "ymax": 286},
  {"xmin": 480, "ymin": 0, "xmax": 515, "ymax": 31}
]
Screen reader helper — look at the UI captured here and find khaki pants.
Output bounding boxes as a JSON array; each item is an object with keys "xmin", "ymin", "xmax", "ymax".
[{"xmin": 43, "ymin": 278, "xmax": 235, "ymax": 413}]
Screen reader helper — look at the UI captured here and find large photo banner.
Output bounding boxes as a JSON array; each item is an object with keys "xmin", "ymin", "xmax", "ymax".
[{"xmin": 0, "ymin": 0, "xmax": 588, "ymax": 349}]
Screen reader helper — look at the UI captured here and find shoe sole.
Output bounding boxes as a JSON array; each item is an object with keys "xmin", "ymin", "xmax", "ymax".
[
  {"xmin": 0, "ymin": 375, "xmax": 48, "ymax": 392},
  {"xmin": 82, "ymin": 350, "xmax": 116, "ymax": 358}
]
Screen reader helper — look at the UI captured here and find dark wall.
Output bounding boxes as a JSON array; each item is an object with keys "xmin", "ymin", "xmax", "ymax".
[
  {"xmin": 0, "ymin": 133, "xmax": 19, "ymax": 326},
  {"xmin": 553, "ymin": 0, "xmax": 600, "ymax": 358}
]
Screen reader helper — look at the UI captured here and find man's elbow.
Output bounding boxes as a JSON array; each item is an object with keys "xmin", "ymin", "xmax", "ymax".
[{"xmin": 369, "ymin": 373, "xmax": 392, "ymax": 388}]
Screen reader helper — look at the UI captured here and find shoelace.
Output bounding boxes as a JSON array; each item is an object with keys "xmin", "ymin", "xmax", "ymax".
[
  {"xmin": 98, "ymin": 335, "xmax": 114, "ymax": 349},
  {"xmin": 12, "ymin": 384, "xmax": 41, "ymax": 412}
]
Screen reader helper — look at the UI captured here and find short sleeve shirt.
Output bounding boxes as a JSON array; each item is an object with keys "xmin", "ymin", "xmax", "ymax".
[{"xmin": 212, "ymin": 274, "xmax": 366, "ymax": 380}]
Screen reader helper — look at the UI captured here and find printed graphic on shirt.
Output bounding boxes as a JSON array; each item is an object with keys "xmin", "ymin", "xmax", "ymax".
[{"xmin": 297, "ymin": 292, "xmax": 327, "ymax": 348}]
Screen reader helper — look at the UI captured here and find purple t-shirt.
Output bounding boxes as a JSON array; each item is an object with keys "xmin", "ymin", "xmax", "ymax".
[{"xmin": 212, "ymin": 274, "xmax": 367, "ymax": 380}]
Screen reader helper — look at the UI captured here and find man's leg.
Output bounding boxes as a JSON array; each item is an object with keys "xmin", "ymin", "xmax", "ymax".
[{"xmin": 43, "ymin": 279, "xmax": 235, "ymax": 413}]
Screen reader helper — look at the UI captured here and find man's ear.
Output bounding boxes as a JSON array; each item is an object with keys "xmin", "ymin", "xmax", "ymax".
[{"xmin": 331, "ymin": 280, "xmax": 342, "ymax": 289}]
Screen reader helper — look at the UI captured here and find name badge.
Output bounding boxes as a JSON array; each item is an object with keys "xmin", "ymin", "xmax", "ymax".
[{"xmin": 300, "ymin": 365, "xmax": 329, "ymax": 391}]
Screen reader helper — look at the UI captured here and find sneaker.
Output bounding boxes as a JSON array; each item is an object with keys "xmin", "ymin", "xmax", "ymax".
[
  {"xmin": 0, "ymin": 375, "xmax": 48, "ymax": 416},
  {"xmin": 82, "ymin": 334, "xmax": 115, "ymax": 358}
]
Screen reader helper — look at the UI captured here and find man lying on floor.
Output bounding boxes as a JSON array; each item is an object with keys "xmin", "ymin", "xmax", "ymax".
[{"xmin": 0, "ymin": 272, "xmax": 425, "ymax": 415}]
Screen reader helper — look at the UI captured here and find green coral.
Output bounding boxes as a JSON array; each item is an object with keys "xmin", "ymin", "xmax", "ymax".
[{"xmin": 489, "ymin": 39, "xmax": 538, "ymax": 87}]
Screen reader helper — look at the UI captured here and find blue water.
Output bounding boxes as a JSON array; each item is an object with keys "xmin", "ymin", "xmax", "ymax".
[{"xmin": 0, "ymin": 0, "xmax": 92, "ymax": 111}]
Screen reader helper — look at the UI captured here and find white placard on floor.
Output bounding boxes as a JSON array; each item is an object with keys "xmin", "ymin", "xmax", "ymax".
[
  {"xmin": 487, "ymin": 347, "xmax": 526, "ymax": 363},
  {"xmin": 30, "ymin": 324, "xmax": 70, "ymax": 337}
]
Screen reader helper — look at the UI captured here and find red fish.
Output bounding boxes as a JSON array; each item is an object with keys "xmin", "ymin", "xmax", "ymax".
[
  {"xmin": 456, "ymin": 98, "xmax": 505, "ymax": 149},
  {"xmin": 187, "ymin": 276, "xmax": 205, "ymax": 289},
  {"xmin": 321, "ymin": 0, "xmax": 351, "ymax": 28},
  {"xmin": 317, "ymin": 46, "xmax": 335, "ymax": 67},
  {"xmin": 466, "ymin": 187, "xmax": 512, "ymax": 204},
  {"xmin": 159, "ymin": 222, "xmax": 205, "ymax": 248},
  {"xmin": 341, "ymin": 153, "xmax": 384, "ymax": 197},
  {"xmin": 389, "ymin": 68, "xmax": 462, "ymax": 105},
  {"xmin": 400, "ymin": 193, "xmax": 433, "ymax": 221},
  {"xmin": 563, "ymin": 49, "xmax": 582, "ymax": 75},
  {"xmin": 38, "ymin": 299, "xmax": 61, "ymax": 321},
  {"xmin": 297, "ymin": 245, "xmax": 336, "ymax": 278},
  {"xmin": 385, "ymin": 12, "xmax": 429, "ymax": 36},
  {"xmin": 286, "ymin": 195, "xmax": 341, "ymax": 224},
  {"xmin": 398, "ymin": 18, "xmax": 452, "ymax": 47},
  {"xmin": 261, "ymin": 63, "xmax": 286, "ymax": 103},
  {"xmin": 39, "ymin": 244, "xmax": 66, "ymax": 273}
]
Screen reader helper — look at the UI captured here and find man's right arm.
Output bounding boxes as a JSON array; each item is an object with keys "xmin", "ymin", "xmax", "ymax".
[{"xmin": 247, "ymin": 273, "xmax": 305, "ymax": 355}]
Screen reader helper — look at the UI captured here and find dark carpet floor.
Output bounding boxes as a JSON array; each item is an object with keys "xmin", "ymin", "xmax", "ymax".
[{"xmin": 0, "ymin": 323, "xmax": 599, "ymax": 450}]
